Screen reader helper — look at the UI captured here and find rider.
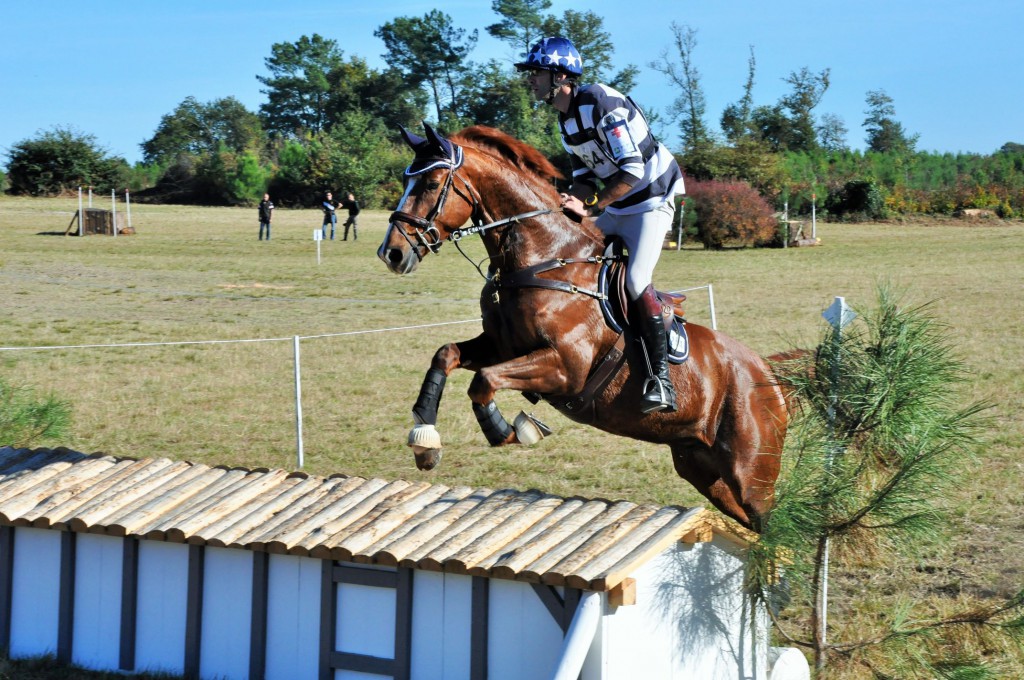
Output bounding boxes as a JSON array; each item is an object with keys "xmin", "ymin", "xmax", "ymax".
[{"xmin": 516, "ymin": 36, "xmax": 685, "ymax": 414}]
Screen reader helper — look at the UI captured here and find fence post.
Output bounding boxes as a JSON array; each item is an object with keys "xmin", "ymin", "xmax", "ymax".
[
  {"xmin": 707, "ymin": 284, "xmax": 717, "ymax": 330},
  {"xmin": 812, "ymin": 193, "xmax": 817, "ymax": 239},
  {"xmin": 111, "ymin": 190, "xmax": 117, "ymax": 238},
  {"xmin": 78, "ymin": 187, "xmax": 84, "ymax": 236},
  {"xmin": 816, "ymin": 295, "xmax": 856, "ymax": 669},
  {"xmin": 293, "ymin": 335, "xmax": 305, "ymax": 469}
]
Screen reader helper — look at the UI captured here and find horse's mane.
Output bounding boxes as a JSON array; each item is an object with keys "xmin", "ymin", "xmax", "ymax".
[{"xmin": 451, "ymin": 126, "xmax": 564, "ymax": 183}]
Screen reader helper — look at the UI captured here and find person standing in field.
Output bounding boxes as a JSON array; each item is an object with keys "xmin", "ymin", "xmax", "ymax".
[
  {"xmin": 258, "ymin": 193, "xmax": 274, "ymax": 241},
  {"xmin": 516, "ymin": 36, "xmax": 685, "ymax": 414},
  {"xmin": 340, "ymin": 192, "xmax": 360, "ymax": 241},
  {"xmin": 322, "ymin": 191, "xmax": 337, "ymax": 240}
]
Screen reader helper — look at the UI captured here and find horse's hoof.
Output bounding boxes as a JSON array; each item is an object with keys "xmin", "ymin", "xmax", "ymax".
[
  {"xmin": 412, "ymin": 447, "xmax": 442, "ymax": 470},
  {"xmin": 513, "ymin": 411, "xmax": 553, "ymax": 445},
  {"xmin": 409, "ymin": 424, "xmax": 443, "ymax": 470}
]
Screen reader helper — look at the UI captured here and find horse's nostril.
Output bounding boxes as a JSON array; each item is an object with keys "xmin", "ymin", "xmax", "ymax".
[{"xmin": 387, "ymin": 249, "xmax": 404, "ymax": 265}]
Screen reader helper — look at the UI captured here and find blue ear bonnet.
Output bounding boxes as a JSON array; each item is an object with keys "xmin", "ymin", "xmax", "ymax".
[{"xmin": 401, "ymin": 124, "xmax": 464, "ymax": 177}]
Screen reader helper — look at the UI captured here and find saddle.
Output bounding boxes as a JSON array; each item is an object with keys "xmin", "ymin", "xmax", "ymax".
[
  {"xmin": 536, "ymin": 241, "xmax": 690, "ymax": 423},
  {"xmin": 598, "ymin": 241, "xmax": 689, "ymax": 362}
]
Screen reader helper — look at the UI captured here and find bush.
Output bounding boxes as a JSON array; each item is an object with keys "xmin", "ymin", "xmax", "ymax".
[
  {"xmin": 825, "ymin": 179, "xmax": 885, "ymax": 221},
  {"xmin": 0, "ymin": 378, "xmax": 71, "ymax": 448},
  {"xmin": 684, "ymin": 179, "xmax": 778, "ymax": 249},
  {"xmin": 5, "ymin": 126, "xmax": 128, "ymax": 196}
]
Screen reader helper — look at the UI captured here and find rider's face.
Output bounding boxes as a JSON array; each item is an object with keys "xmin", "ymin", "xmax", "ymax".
[{"xmin": 523, "ymin": 68, "xmax": 554, "ymax": 101}]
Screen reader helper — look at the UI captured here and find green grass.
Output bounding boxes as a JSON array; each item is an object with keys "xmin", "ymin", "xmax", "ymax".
[{"xmin": 1, "ymin": 196, "xmax": 1023, "ymax": 676}]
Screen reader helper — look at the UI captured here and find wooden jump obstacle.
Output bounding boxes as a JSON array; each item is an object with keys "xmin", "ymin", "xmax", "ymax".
[
  {"xmin": 0, "ymin": 446, "xmax": 809, "ymax": 679},
  {"xmin": 65, "ymin": 208, "xmax": 128, "ymax": 236}
]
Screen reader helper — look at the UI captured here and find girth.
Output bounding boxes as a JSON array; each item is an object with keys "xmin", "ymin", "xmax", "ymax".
[{"xmin": 526, "ymin": 333, "xmax": 628, "ymax": 425}]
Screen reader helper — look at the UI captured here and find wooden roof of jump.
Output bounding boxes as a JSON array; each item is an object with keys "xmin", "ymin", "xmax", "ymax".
[{"xmin": 0, "ymin": 447, "xmax": 752, "ymax": 592}]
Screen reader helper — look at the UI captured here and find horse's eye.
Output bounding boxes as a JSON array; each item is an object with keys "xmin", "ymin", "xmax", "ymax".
[{"xmin": 425, "ymin": 180, "xmax": 440, "ymax": 191}]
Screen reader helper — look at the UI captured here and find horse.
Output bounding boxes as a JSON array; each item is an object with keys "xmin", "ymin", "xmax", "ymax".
[{"xmin": 377, "ymin": 123, "xmax": 788, "ymax": 531}]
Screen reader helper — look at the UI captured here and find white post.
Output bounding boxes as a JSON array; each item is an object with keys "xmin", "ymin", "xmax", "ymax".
[
  {"xmin": 817, "ymin": 296, "xmax": 856, "ymax": 665},
  {"xmin": 550, "ymin": 591, "xmax": 601, "ymax": 680},
  {"xmin": 293, "ymin": 335, "xmax": 305, "ymax": 469},
  {"xmin": 676, "ymin": 199, "xmax": 685, "ymax": 251},
  {"xmin": 811, "ymin": 193, "xmax": 817, "ymax": 239},
  {"xmin": 111, "ymin": 190, "xmax": 117, "ymax": 238},
  {"xmin": 782, "ymin": 200, "xmax": 790, "ymax": 248},
  {"xmin": 78, "ymin": 187, "xmax": 84, "ymax": 236},
  {"xmin": 314, "ymin": 229, "xmax": 322, "ymax": 264},
  {"xmin": 88, "ymin": 186, "xmax": 93, "ymax": 207},
  {"xmin": 125, "ymin": 189, "xmax": 132, "ymax": 230},
  {"xmin": 707, "ymin": 283, "xmax": 718, "ymax": 330}
]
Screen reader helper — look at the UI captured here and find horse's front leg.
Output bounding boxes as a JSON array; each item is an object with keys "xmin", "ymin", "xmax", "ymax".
[
  {"xmin": 467, "ymin": 346, "xmax": 573, "ymax": 447},
  {"xmin": 408, "ymin": 336, "xmax": 496, "ymax": 470}
]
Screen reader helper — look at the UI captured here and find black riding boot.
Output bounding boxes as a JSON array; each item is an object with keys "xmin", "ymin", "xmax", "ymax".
[{"xmin": 636, "ymin": 311, "xmax": 678, "ymax": 413}]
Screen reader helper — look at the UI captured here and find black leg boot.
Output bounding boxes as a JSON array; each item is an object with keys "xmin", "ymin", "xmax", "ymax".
[{"xmin": 637, "ymin": 312, "xmax": 678, "ymax": 413}]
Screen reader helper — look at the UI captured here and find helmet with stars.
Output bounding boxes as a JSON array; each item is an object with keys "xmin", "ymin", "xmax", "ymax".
[{"xmin": 514, "ymin": 36, "xmax": 583, "ymax": 78}]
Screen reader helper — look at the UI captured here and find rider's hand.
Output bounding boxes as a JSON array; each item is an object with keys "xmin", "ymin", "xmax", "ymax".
[{"xmin": 559, "ymin": 193, "xmax": 588, "ymax": 219}]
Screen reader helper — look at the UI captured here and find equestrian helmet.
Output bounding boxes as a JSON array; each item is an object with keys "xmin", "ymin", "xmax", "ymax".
[{"xmin": 515, "ymin": 36, "xmax": 583, "ymax": 77}]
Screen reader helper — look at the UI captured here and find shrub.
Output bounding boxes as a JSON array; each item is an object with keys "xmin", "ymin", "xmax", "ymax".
[
  {"xmin": 825, "ymin": 179, "xmax": 885, "ymax": 221},
  {"xmin": 5, "ymin": 126, "xmax": 128, "ymax": 196},
  {"xmin": 684, "ymin": 179, "xmax": 778, "ymax": 249},
  {"xmin": 0, "ymin": 378, "xmax": 71, "ymax": 448}
]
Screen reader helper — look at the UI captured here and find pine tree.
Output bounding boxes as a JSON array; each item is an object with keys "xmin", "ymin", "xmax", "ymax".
[{"xmin": 754, "ymin": 284, "xmax": 1024, "ymax": 677}]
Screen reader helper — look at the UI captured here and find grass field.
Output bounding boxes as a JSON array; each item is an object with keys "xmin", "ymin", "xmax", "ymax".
[{"xmin": 1, "ymin": 196, "xmax": 1022, "ymax": 676}]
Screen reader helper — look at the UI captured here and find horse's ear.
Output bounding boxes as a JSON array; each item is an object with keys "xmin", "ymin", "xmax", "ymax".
[
  {"xmin": 400, "ymin": 125, "xmax": 426, "ymax": 149},
  {"xmin": 423, "ymin": 123, "xmax": 448, "ymax": 149},
  {"xmin": 423, "ymin": 123, "xmax": 458, "ymax": 162}
]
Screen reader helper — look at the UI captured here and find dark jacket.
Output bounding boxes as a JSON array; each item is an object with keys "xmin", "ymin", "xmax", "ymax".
[
  {"xmin": 341, "ymin": 198, "xmax": 360, "ymax": 216},
  {"xmin": 258, "ymin": 199, "xmax": 273, "ymax": 222}
]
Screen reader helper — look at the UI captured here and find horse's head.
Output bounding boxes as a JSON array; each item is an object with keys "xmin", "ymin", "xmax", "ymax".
[{"xmin": 378, "ymin": 124, "xmax": 477, "ymax": 275}]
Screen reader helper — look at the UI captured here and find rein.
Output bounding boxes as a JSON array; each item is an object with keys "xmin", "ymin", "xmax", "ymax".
[
  {"xmin": 450, "ymin": 208, "xmax": 554, "ymax": 241},
  {"xmin": 394, "ymin": 146, "xmax": 616, "ymax": 299}
]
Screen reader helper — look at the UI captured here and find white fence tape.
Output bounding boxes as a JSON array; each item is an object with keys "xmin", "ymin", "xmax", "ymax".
[{"xmin": 1, "ymin": 286, "xmax": 716, "ymax": 468}]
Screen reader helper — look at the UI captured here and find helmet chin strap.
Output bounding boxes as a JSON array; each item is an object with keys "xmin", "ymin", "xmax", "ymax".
[{"xmin": 542, "ymin": 71, "xmax": 563, "ymax": 103}]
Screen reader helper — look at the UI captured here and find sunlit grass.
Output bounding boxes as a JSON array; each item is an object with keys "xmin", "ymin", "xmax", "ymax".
[{"xmin": 1, "ymin": 196, "xmax": 1023, "ymax": 676}]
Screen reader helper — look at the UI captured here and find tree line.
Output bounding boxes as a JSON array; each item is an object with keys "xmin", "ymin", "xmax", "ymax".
[{"xmin": 3, "ymin": 1, "xmax": 1022, "ymax": 220}]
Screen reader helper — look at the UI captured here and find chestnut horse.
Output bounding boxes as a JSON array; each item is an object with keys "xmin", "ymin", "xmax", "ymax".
[{"xmin": 377, "ymin": 123, "xmax": 787, "ymax": 531}]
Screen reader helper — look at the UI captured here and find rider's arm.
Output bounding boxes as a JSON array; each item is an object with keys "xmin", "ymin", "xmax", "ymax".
[{"xmin": 562, "ymin": 170, "xmax": 638, "ymax": 218}]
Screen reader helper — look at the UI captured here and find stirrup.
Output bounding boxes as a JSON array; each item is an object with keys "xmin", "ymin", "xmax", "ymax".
[{"xmin": 641, "ymin": 378, "xmax": 677, "ymax": 414}]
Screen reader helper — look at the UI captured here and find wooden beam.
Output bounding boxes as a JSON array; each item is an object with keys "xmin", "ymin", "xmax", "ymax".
[
  {"xmin": 393, "ymin": 568, "xmax": 413, "ymax": 680},
  {"xmin": 319, "ymin": 559, "xmax": 334, "ymax": 680},
  {"xmin": 119, "ymin": 537, "xmax": 139, "ymax": 671},
  {"xmin": 0, "ymin": 526, "xmax": 13, "ymax": 654},
  {"xmin": 608, "ymin": 578, "xmax": 636, "ymax": 607},
  {"xmin": 531, "ymin": 583, "xmax": 565, "ymax": 629},
  {"xmin": 57, "ymin": 531, "xmax": 76, "ymax": 663},
  {"xmin": 184, "ymin": 545, "xmax": 205, "ymax": 679},
  {"xmin": 470, "ymin": 576, "xmax": 489, "ymax": 680},
  {"xmin": 248, "ymin": 551, "xmax": 269, "ymax": 680}
]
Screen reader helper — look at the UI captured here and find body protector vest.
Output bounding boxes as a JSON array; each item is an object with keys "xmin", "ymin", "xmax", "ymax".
[{"xmin": 559, "ymin": 84, "xmax": 683, "ymax": 215}]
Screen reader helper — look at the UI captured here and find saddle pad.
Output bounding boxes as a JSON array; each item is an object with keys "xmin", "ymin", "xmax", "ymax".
[
  {"xmin": 598, "ymin": 260, "xmax": 689, "ymax": 364},
  {"xmin": 668, "ymin": 316, "xmax": 689, "ymax": 364}
]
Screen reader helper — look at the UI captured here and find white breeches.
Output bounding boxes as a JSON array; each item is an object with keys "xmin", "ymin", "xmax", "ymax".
[{"xmin": 594, "ymin": 200, "xmax": 674, "ymax": 299}]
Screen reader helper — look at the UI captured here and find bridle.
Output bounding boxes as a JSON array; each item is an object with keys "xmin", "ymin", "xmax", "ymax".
[
  {"xmin": 388, "ymin": 148, "xmax": 477, "ymax": 257},
  {"xmin": 387, "ymin": 140, "xmax": 613, "ymax": 302},
  {"xmin": 387, "ymin": 143, "xmax": 553, "ymax": 263}
]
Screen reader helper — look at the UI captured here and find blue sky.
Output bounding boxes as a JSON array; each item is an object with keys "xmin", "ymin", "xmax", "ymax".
[{"xmin": 2, "ymin": 0, "xmax": 1021, "ymax": 168}]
